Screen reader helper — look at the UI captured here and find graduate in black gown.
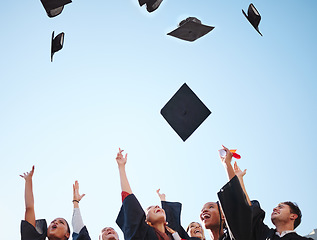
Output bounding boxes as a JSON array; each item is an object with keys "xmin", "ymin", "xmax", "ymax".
[
  {"xmin": 199, "ymin": 145, "xmax": 254, "ymax": 240},
  {"xmin": 218, "ymin": 146, "xmax": 313, "ymax": 240},
  {"xmin": 71, "ymin": 180, "xmax": 119, "ymax": 240},
  {"xmin": 154, "ymin": 149, "xmax": 252, "ymax": 240},
  {"xmin": 20, "ymin": 166, "xmax": 71, "ymax": 240},
  {"xmin": 156, "ymin": 189, "xmax": 204, "ymax": 240},
  {"xmin": 115, "ymin": 148, "xmax": 182, "ymax": 240}
]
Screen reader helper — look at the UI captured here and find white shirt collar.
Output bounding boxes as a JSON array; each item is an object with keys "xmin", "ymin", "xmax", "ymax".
[{"xmin": 275, "ymin": 230, "xmax": 296, "ymax": 237}]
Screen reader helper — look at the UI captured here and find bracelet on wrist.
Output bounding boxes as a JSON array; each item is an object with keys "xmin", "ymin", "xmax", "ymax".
[{"xmin": 72, "ymin": 200, "xmax": 79, "ymax": 203}]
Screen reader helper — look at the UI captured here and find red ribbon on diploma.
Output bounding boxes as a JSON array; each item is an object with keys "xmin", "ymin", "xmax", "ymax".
[{"xmin": 230, "ymin": 149, "xmax": 241, "ymax": 159}]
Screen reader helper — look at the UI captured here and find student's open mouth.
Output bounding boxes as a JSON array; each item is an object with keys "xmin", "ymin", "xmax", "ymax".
[{"xmin": 201, "ymin": 213, "xmax": 210, "ymax": 220}]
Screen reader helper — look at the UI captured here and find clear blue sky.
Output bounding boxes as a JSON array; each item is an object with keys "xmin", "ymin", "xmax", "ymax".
[{"xmin": 0, "ymin": 1, "xmax": 316, "ymax": 240}]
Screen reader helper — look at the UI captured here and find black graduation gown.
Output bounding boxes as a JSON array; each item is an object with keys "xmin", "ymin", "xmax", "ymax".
[
  {"xmin": 21, "ymin": 219, "xmax": 47, "ymax": 240},
  {"xmin": 217, "ymin": 175, "xmax": 253, "ymax": 240},
  {"xmin": 72, "ymin": 226, "xmax": 91, "ymax": 240},
  {"xmin": 161, "ymin": 200, "xmax": 200, "ymax": 240},
  {"xmin": 251, "ymin": 200, "xmax": 314, "ymax": 240},
  {"xmin": 116, "ymin": 194, "xmax": 172, "ymax": 240}
]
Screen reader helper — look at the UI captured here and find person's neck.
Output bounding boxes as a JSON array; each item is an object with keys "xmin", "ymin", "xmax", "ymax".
[
  {"xmin": 275, "ymin": 222, "xmax": 294, "ymax": 234},
  {"xmin": 152, "ymin": 222, "xmax": 166, "ymax": 234},
  {"xmin": 208, "ymin": 227, "xmax": 224, "ymax": 240}
]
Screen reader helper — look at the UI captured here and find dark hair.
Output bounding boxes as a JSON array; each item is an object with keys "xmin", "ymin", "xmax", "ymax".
[
  {"xmin": 63, "ymin": 218, "xmax": 71, "ymax": 238},
  {"xmin": 282, "ymin": 202, "xmax": 302, "ymax": 229}
]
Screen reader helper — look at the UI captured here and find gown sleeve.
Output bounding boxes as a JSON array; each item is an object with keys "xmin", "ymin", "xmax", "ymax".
[
  {"xmin": 250, "ymin": 200, "xmax": 273, "ymax": 240},
  {"xmin": 21, "ymin": 219, "xmax": 47, "ymax": 240},
  {"xmin": 116, "ymin": 194, "xmax": 154, "ymax": 240},
  {"xmin": 72, "ymin": 226, "xmax": 91, "ymax": 240},
  {"xmin": 217, "ymin": 175, "xmax": 252, "ymax": 240},
  {"xmin": 161, "ymin": 201, "xmax": 190, "ymax": 240}
]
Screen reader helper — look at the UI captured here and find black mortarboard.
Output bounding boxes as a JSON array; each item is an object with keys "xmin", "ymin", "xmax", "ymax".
[
  {"xmin": 138, "ymin": 0, "xmax": 163, "ymax": 12},
  {"xmin": 51, "ymin": 31, "xmax": 65, "ymax": 62},
  {"xmin": 160, "ymin": 83, "xmax": 211, "ymax": 141},
  {"xmin": 40, "ymin": 0, "xmax": 72, "ymax": 18},
  {"xmin": 167, "ymin": 17, "xmax": 214, "ymax": 42},
  {"xmin": 242, "ymin": 3, "xmax": 263, "ymax": 36}
]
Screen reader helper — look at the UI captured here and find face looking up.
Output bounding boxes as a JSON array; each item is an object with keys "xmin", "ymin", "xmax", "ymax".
[
  {"xmin": 145, "ymin": 205, "xmax": 166, "ymax": 225},
  {"xmin": 200, "ymin": 202, "xmax": 221, "ymax": 230},
  {"xmin": 271, "ymin": 203, "xmax": 298, "ymax": 227},
  {"xmin": 187, "ymin": 222, "xmax": 205, "ymax": 239},
  {"xmin": 100, "ymin": 227, "xmax": 119, "ymax": 240},
  {"xmin": 47, "ymin": 218, "xmax": 70, "ymax": 240}
]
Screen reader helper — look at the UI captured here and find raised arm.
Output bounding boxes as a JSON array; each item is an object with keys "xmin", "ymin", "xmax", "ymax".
[
  {"xmin": 156, "ymin": 189, "xmax": 166, "ymax": 201},
  {"xmin": 233, "ymin": 162, "xmax": 251, "ymax": 206},
  {"xmin": 72, "ymin": 180, "xmax": 86, "ymax": 235},
  {"xmin": 116, "ymin": 148, "xmax": 132, "ymax": 194},
  {"xmin": 20, "ymin": 165, "xmax": 36, "ymax": 227},
  {"xmin": 220, "ymin": 145, "xmax": 235, "ymax": 180}
]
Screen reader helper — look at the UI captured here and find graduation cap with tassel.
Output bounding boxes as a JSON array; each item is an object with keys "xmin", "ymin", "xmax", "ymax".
[
  {"xmin": 167, "ymin": 17, "xmax": 215, "ymax": 42},
  {"xmin": 40, "ymin": 0, "xmax": 72, "ymax": 18},
  {"xmin": 51, "ymin": 31, "xmax": 65, "ymax": 62},
  {"xmin": 242, "ymin": 3, "xmax": 263, "ymax": 36}
]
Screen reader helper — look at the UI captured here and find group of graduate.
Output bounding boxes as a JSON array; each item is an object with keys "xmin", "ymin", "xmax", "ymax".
[{"xmin": 20, "ymin": 146, "xmax": 313, "ymax": 240}]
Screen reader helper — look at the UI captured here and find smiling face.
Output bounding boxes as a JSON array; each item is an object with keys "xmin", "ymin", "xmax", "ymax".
[
  {"xmin": 271, "ymin": 203, "xmax": 297, "ymax": 228},
  {"xmin": 47, "ymin": 218, "xmax": 70, "ymax": 240},
  {"xmin": 200, "ymin": 202, "xmax": 221, "ymax": 230},
  {"xmin": 145, "ymin": 205, "xmax": 166, "ymax": 225},
  {"xmin": 100, "ymin": 227, "xmax": 119, "ymax": 240},
  {"xmin": 187, "ymin": 222, "xmax": 205, "ymax": 240}
]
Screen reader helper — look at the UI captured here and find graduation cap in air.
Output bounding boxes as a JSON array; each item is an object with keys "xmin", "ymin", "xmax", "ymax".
[
  {"xmin": 51, "ymin": 31, "xmax": 65, "ymax": 62},
  {"xmin": 40, "ymin": 0, "xmax": 72, "ymax": 18},
  {"xmin": 160, "ymin": 83, "xmax": 211, "ymax": 141},
  {"xmin": 138, "ymin": 0, "xmax": 163, "ymax": 13},
  {"xmin": 242, "ymin": 3, "xmax": 263, "ymax": 36},
  {"xmin": 167, "ymin": 17, "xmax": 214, "ymax": 42}
]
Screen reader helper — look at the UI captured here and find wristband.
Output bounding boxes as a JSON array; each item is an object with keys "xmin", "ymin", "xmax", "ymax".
[{"xmin": 72, "ymin": 200, "xmax": 80, "ymax": 203}]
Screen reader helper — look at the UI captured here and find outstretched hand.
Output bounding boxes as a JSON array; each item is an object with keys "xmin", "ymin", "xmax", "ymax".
[
  {"xmin": 156, "ymin": 189, "xmax": 166, "ymax": 201},
  {"xmin": 220, "ymin": 145, "xmax": 233, "ymax": 165},
  {"xmin": 234, "ymin": 161, "xmax": 247, "ymax": 179},
  {"xmin": 73, "ymin": 180, "xmax": 86, "ymax": 202},
  {"xmin": 20, "ymin": 165, "xmax": 35, "ymax": 181},
  {"xmin": 116, "ymin": 148, "xmax": 127, "ymax": 167}
]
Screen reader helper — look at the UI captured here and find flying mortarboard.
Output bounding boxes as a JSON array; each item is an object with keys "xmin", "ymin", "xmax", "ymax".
[
  {"xmin": 167, "ymin": 17, "xmax": 214, "ymax": 42},
  {"xmin": 138, "ymin": 0, "xmax": 163, "ymax": 13},
  {"xmin": 160, "ymin": 83, "xmax": 211, "ymax": 141},
  {"xmin": 40, "ymin": 0, "xmax": 72, "ymax": 18},
  {"xmin": 51, "ymin": 31, "xmax": 65, "ymax": 62},
  {"xmin": 242, "ymin": 3, "xmax": 263, "ymax": 36}
]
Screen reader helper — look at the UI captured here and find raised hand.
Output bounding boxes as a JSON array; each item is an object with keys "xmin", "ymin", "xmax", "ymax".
[
  {"xmin": 220, "ymin": 145, "xmax": 235, "ymax": 180},
  {"xmin": 156, "ymin": 189, "xmax": 166, "ymax": 201},
  {"xmin": 220, "ymin": 145, "xmax": 233, "ymax": 165},
  {"xmin": 116, "ymin": 148, "xmax": 132, "ymax": 194},
  {"xmin": 234, "ymin": 161, "xmax": 247, "ymax": 179},
  {"xmin": 116, "ymin": 148, "xmax": 127, "ymax": 167},
  {"xmin": 233, "ymin": 162, "xmax": 251, "ymax": 205},
  {"xmin": 73, "ymin": 180, "xmax": 86, "ymax": 202},
  {"xmin": 20, "ymin": 165, "xmax": 35, "ymax": 182},
  {"xmin": 20, "ymin": 165, "xmax": 36, "ymax": 227}
]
